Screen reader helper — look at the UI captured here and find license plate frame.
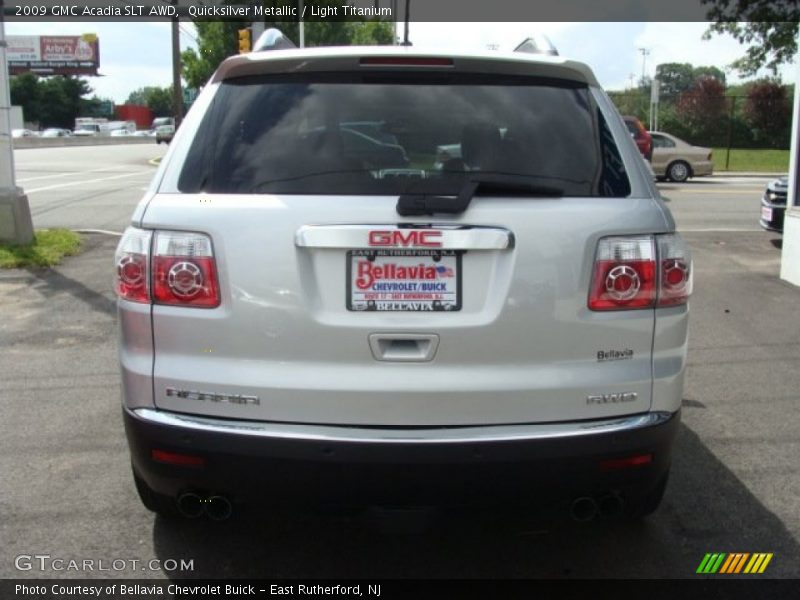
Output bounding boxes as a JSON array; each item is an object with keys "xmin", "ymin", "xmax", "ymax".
[{"xmin": 347, "ymin": 249, "xmax": 462, "ymax": 312}]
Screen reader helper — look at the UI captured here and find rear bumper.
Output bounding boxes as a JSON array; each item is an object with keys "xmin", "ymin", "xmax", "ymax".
[{"xmin": 125, "ymin": 408, "xmax": 680, "ymax": 507}]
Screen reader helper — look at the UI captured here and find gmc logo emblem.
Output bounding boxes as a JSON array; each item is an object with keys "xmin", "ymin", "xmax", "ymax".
[{"xmin": 368, "ymin": 230, "xmax": 443, "ymax": 247}]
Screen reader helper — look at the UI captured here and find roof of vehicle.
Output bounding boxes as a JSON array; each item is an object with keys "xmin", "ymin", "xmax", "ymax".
[{"xmin": 212, "ymin": 46, "xmax": 600, "ymax": 87}]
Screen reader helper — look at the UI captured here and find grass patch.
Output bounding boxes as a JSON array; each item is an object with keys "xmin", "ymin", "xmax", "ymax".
[
  {"xmin": 0, "ymin": 229, "xmax": 82, "ymax": 269},
  {"xmin": 713, "ymin": 148, "xmax": 789, "ymax": 173}
]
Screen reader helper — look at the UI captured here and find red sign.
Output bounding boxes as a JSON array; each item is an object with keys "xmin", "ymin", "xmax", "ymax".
[{"xmin": 8, "ymin": 35, "xmax": 100, "ymax": 76}]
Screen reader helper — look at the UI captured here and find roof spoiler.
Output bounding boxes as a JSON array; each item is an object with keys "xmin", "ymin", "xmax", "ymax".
[
  {"xmin": 514, "ymin": 35, "xmax": 559, "ymax": 56},
  {"xmin": 252, "ymin": 28, "xmax": 297, "ymax": 52}
]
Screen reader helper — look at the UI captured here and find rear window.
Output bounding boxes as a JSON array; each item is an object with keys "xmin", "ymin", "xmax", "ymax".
[{"xmin": 179, "ymin": 72, "xmax": 630, "ymax": 197}]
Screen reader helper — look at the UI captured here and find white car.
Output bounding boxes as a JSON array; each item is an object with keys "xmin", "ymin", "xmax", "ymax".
[
  {"xmin": 11, "ymin": 128, "xmax": 35, "ymax": 138},
  {"xmin": 116, "ymin": 43, "xmax": 691, "ymax": 522},
  {"xmin": 41, "ymin": 128, "xmax": 72, "ymax": 138}
]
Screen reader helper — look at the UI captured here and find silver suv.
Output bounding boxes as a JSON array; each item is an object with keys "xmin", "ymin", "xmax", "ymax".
[{"xmin": 116, "ymin": 44, "xmax": 691, "ymax": 522}]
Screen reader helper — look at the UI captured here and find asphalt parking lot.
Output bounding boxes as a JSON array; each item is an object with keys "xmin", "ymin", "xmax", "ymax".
[{"xmin": 1, "ymin": 147, "xmax": 798, "ymax": 580}]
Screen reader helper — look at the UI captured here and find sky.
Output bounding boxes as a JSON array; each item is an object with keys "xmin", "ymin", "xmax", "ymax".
[{"xmin": 5, "ymin": 20, "xmax": 796, "ymax": 103}]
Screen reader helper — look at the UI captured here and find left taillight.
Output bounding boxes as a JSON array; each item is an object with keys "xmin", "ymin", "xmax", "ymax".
[
  {"xmin": 115, "ymin": 227, "xmax": 152, "ymax": 303},
  {"xmin": 114, "ymin": 228, "xmax": 221, "ymax": 308}
]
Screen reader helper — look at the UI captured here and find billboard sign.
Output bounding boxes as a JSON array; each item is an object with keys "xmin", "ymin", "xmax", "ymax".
[{"xmin": 7, "ymin": 34, "xmax": 100, "ymax": 76}]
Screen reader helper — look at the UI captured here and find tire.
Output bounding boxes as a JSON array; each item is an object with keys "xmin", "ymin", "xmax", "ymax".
[
  {"xmin": 667, "ymin": 161, "xmax": 691, "ymax": 183},
  {"xmin": 628, "ymin": 470, "xmax": 669, "ymax": 518},
  {"xmin": 132, "ymin": 467, "xmax": 179, "ymax": 518}
]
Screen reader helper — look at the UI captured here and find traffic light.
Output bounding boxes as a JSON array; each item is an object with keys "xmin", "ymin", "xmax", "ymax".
[{"xmin": 238, "ymin": 28, "xmax": 251, "ymax": 54}]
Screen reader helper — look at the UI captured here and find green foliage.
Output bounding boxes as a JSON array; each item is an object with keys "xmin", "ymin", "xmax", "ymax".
[
  {"xmin": 655, "ymin": 63, "xmax": 726, "ymax": 97},
  {"xmin": 10, "ymin": 74, "xmax": 95, "ymax": 128},
  {"xmin": 711, "ymin": 148, "xmax": 789, "ymax": 172},
  {"xmin": 126, "ymin": 86, "xmax": 174, "ymax": 117},
  {"xmin": 702, "ymin": 1, "xmax": 799, "ymax": 76},
  {"xmin": 181, "ymin": 2, "xmax": 395, "ymax": 89},
  {"xmin": 0, "ymin": 229, "xmax": 82, "ymax": 269}
]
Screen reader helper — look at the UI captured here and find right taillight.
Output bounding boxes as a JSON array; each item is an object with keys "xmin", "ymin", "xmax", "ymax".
[
  {"xmin": 589, "ymin": 234, "xmax": 691, "ymax": 311},
  {"xmin": 656, "ymin": 234, "xmax": 692, "ymax": 307}
]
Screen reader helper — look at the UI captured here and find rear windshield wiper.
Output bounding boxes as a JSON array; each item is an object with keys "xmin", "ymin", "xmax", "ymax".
[{"xmin": 396, "ymin": 176, "xmax": 564, "ymax": 216}]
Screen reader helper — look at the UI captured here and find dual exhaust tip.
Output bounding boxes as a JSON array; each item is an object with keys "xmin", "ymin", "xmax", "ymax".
[
  {"xmin": 570, "ymin": 494, "xmax": 623, "ymax": 522},
  {"xmin": 177, "ymin": 492, "xmax": 232, "ymax": 520}
]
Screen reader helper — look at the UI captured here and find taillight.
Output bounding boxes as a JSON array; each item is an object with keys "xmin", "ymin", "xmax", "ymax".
[
  {"xmin": 588, "ymin": 236, "xmax": 656, "ymax": 310},
  {"xmin": 657, "ymin": 234, "xmax": 692, "ymax": 306},
  {"xmin": 114, "ymin": 228, "xmax": 220, "ymax": 308},
  {"xmin": 588, "ymin": 234, "xmax": 692, "ymax": 311},
  {"xmin": 115, "ymin": 227, "xmax": 152, "ymax": 303},
  {"xmin": 153, "ymin": 231, "xmax": 220, "ymax": 307}
]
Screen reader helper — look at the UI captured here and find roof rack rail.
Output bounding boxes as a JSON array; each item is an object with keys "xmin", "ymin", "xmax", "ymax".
[
  {"xmin": 252, "ymin": 28, "xmax": 297, "ymax": 52},
  {"xmin": 514, "ymin": 35, "xmax": 559, "ymax": 56}
]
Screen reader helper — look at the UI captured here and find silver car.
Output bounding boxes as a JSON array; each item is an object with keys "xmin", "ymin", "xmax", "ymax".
[{"xmin": 116, "ymin": 45, "xmax": 691, "ymax": 522}]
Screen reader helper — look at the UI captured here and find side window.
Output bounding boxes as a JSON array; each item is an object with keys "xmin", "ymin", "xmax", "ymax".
[{"xmin": 653, "ymin": 135, "xmax": 675, "ymax": 149}]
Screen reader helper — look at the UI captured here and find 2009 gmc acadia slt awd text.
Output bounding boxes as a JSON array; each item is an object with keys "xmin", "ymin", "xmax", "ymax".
[{"xmin": 116, "ymin": 45, "xmax": 691, "ymax": 522}]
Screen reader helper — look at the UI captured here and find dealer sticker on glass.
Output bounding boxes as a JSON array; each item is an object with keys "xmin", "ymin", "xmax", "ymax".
[{"xmin": 347, "ymin": 249, "xmax": 462, "ymax": 311}]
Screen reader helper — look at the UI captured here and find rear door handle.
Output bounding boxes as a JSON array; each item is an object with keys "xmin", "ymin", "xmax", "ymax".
[{"xmin": 368, "ymin": 333, "xmax": 439, "ymax": 362}]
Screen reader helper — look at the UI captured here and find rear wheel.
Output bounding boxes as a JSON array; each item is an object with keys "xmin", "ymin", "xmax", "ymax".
[
  {"xmin": 132, "ymin": 467, "xmax": 178, "ymax": 518},
  {"xmin": 667, "ymin": 161, "xmax": 691, "ymax": 183}
]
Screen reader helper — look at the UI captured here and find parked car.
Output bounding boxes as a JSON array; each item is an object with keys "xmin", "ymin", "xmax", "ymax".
[
  {"xmin": 41, "ymin": 128, "xmax": 72, "ymax": 138},
  {"xmin": 117, "ymin": 43, "xmax": 691, "ymax": 522},
  {"xmin": 760, "ymin": 175, "xmax": 789, "ymax": 232},
  {"xmin": 11, "ymin": 128, "xmax": 35, "ymax": 138},
  {"xmin": 623, "ymin": 116, "xmax": 653, "ymax": 161},
  {"xmin": 649, "ymin": 132, "xmax": 713, "ymax": 182},
  {"xmin": 110, "ymin": 129, "xmax": 132, "ymax": 137}
]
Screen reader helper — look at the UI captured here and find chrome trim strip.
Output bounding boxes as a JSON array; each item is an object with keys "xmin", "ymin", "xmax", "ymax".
[
  {"xmin": 131, "ymin": 408, "xmax": 673, "ymax": 444},
  {"xmin": 295, "ymin": 225, "xmax": 513, "ymax": 250}
]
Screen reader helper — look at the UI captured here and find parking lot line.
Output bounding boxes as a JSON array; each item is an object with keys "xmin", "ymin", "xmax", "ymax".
[{"xmin": 25, "ymin": 170, "xmax": 154, "ymax": 194}]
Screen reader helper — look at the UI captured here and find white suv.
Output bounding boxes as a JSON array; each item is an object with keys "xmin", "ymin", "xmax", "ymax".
[{"xmin": 116, "ymin": 44, "xmax": 690, "ymax": 522}]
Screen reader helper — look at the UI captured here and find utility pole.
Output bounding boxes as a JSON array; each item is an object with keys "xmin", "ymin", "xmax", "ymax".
[
  {"xmin": 170, "ymin": 0, "xmax": 183, "ymax": 126},
  {"xmin": 402, "ymin": 0, "xmax": 410, "ymax": 46},
  {"xmin": 299, "ymin": 0, "xmax": 305, "ymax": 48},
  {"xmin": 638, "ymin": 47, "xmax": 651, "ymax": 84},
  {"xmin": 0, "ymin": 0, "xmax": 34, "ymax": 245}
]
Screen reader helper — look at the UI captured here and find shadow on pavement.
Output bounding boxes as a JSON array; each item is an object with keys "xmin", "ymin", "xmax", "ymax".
[{"xmin": 150, "ymin": 423, "xmax": 799, "ymax": 578}]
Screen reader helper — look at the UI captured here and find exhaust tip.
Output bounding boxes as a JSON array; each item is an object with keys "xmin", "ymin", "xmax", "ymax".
[
  {"xmin": 206, "ymin": 495, "xmax": 233, "ymax": 521},
  {"xmin": 176, "ymin": 492, "xmax": 204, "ymax": 519},
  {"xmin": 598, "ymin": 494, "xmax": 624, "ymax": 518},
  {"xmin": 570, "ymin": 497, "xmax": 598, "ymax": 522}
]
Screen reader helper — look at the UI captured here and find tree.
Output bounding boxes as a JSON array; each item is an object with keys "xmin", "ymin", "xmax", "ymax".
[
  {"xmin": 692, "ymin": 66, "xmax": 726, "ymax": 87},
  {"xmin": 181, "ymin": 4, "xmax": 395, "ymax": 89},
  {"xmin": 702, "ymin": 1, "xmax": 799, "ymax": 77},
  {"xmin": 655, "ymin": 63, "xmax": 726, "ymax": 99},
  {"xmin": 126, "ymin": 86, "xmax": 173, "ymax": 116},
  {"xmin": 676, "ymin": 76, "xmax": 727, "ymax": 146},
  {"xmin": 655, "ymin": 63, "xmax": 695, "ymax": 97},
  {"xmin": 743, "ymin": 79, "xmax": 791, "ymax": 148},
  {"xmin": 10, "ymin": 74, "xmax": 94, "ymax": 128}
]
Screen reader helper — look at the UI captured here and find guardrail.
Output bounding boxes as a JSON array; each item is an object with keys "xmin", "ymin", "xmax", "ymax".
[{"xmin": 13, "ymin": 136, "xmax": 158, "ymax": 149}]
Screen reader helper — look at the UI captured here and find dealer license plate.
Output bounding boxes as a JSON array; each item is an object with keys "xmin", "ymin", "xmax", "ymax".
[{"xmin": 347, "ymin": 250, "xmax": 462, "ymax": 311}]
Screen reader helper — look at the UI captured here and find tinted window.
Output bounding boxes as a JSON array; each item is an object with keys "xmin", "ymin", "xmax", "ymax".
[{"xmin": 179, "ymin": 73, "xmax": 630, "ymax": 197}]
